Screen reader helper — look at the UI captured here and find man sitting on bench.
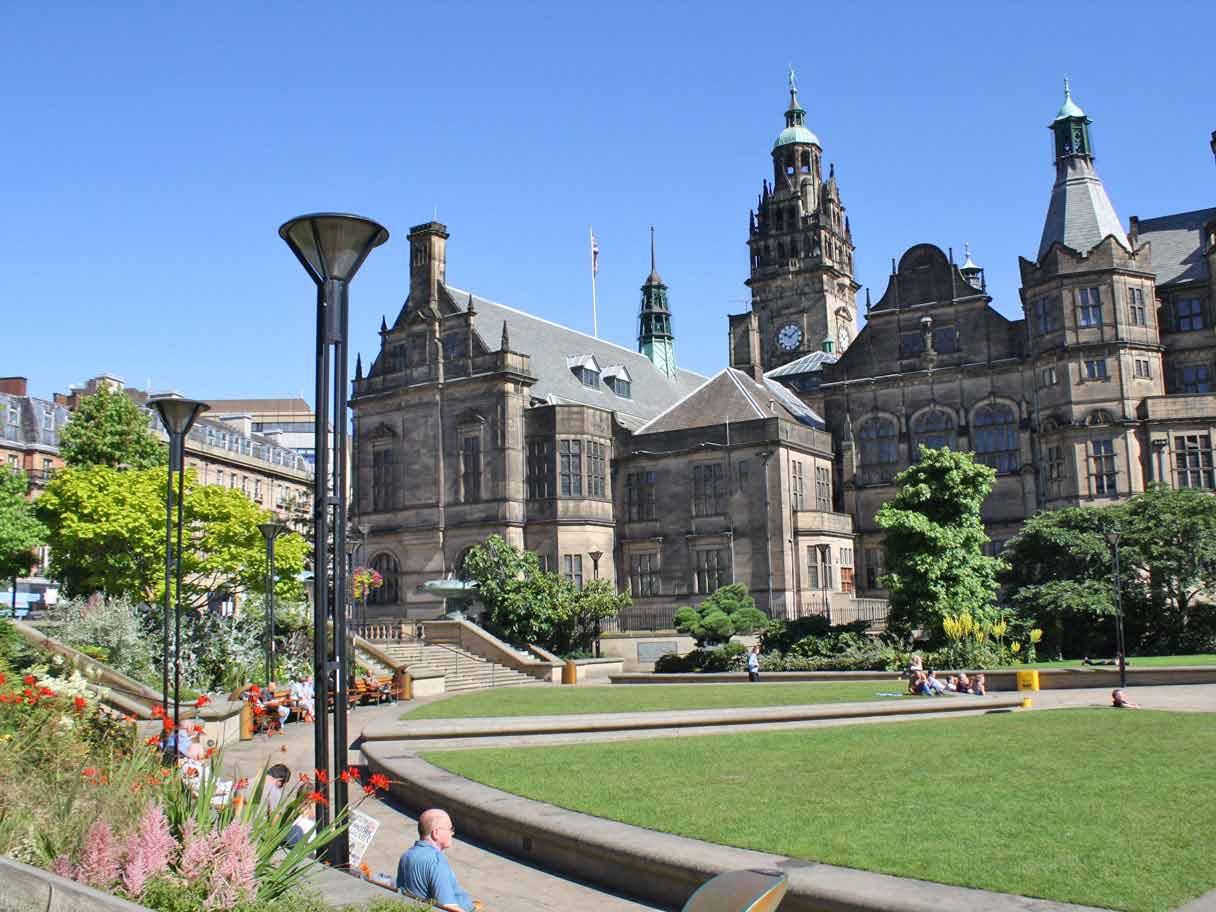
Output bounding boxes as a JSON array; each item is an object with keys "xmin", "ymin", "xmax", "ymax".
[{"xmin": 396, "ymin": 809, "xmax": 482, "ymax": 912}]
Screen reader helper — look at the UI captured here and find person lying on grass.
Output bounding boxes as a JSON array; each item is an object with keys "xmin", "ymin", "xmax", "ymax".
[{"xmin": 1112, "ymin": 688, "xmax": 1139, "ymax": 708}]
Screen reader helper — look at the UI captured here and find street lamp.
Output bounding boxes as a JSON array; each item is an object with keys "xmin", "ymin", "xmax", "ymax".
[
  {"xmin": 280, "ymin": 212, "xmax": 388, "ymax": 866},
  {"xmin": 146, "ymin": 395, "xmax": 209, "ymax": 751},
  {"xmin": 1104, "ymin": 529, "xmax": 1127, "ymax": 689},
  {"xmin": 259, "ymin": 522, "xmax": 285, "ymax": 686},
  {"xmin": 588, "ymin": 549, "xmax": 604, "ymax": 657}
]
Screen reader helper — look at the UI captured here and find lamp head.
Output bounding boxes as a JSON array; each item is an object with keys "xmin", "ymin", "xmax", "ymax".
[
  {"xmin": 1105, "ymin": 529, "xmax": 1122, "ymax": 548},
  {"xmin": 258, "ymin": 522, "xmax": 286, "ymax": 543},
  {"xmin": 279, "ymin": 213, "xmax": 389, "ymax": 285},
  {"xmin": 147, "ymin": 395, "xmax": 209, "ymax": 437},
  {"xmin": 589, "ymin": 549, "xmax": 604, "ymax": 563}
]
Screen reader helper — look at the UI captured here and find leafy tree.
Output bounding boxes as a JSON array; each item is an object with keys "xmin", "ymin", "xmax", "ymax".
[
  {"xmin": 461, "ymin": 535, "xmax": 568, "ymax": 645},
  {"xmin": 1000, "ymin": 506, "xmax": 1116, "ymax": 657},
  {"xmin": 876, "ymin": 446, "xmax": 1003, "ymax": 641},
  {"xmin": 554, "ymin": 579, "xmax": 631, "ymax": 655},
  {"xmin": 460, "ymin": 535, "xmax": 631, "ymax": 652},
  {"xmin": 674, "ymin": 583, "xmax": 769, "ymax": 646},
  {"xmin": 0, "ymin": 467, "xmax": 47, "ymax": 582},
  {"xmin": 1119, "ymin": 485, "xmax": 1216, "ymax": 651},
  {"xmin": 35, "ymin": 465, "xmax": 306, "ymax": 609},
  {"xmin": 58, "ymin": 384, "xmax": 165, "ymax": 469}
]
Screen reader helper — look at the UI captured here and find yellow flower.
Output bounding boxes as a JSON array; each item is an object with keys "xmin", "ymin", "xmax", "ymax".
[
  {"xmin": 1010, "ymin": 642, "xmax": 1021, "ymax": 653},
  {"xmin": 1029, "ymin": 629, "xmax": 1043, "ymax": 644}
]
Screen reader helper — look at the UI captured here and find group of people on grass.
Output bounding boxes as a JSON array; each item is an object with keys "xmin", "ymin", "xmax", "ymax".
[{"xmin": 907, "ymin": 655, "xmax": 986, "ymax": 696}]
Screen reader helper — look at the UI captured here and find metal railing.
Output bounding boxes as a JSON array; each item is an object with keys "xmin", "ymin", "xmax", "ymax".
[{"xmin": 601, "ymin": 594, "xmax": 890, "ymax": 633}]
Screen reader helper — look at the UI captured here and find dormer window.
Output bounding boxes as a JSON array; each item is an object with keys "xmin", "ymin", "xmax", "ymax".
[
  {"xmin": 602, "ymin": 365, "xmax": 633, "ymax": 399},
  {"xmin": 566, "ymin": 354, "xmax": 602, "ymax": 390}
]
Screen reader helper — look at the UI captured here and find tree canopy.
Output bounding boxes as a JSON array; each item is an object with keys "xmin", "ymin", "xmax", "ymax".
[
  {"xmin": 1002, "ymin": 485, "xmax": 1216, "ymax": 655},
  {"xmin": 0, "ymin": 467, "xmax": 47, "ymax": 581},
  {"xmin": 674, "ymin": 583, "xmax": 769, "ymax": 646},
  {"xmin": 459, "ymin": 535, "xmax": 628, "ymax": 653},
  {"xmin": 876, "ymin": 446, "xmax": 1003, "ymax": 640},
  {"xmin": 35, "ymin": 465, "xmax": 306, "ymax": 608},
  {"xmin": 58, "ymin": 384, "xmax": 165, "ymax": 469}
]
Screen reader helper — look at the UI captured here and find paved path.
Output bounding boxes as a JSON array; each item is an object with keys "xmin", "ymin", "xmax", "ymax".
[
  {"xmin": 218, "ymin": 698, "xmax": 665, "ymax": 911},
  {"xmin": 219, "ymin": 682, "xmax": 1215, "ymax": 910}
]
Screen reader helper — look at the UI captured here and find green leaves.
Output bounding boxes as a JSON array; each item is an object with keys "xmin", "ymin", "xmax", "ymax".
[
  {"xmin": 59, "ymin": 385, "xmax": 165, "ymax": 470},
  {"xmin": 0, "ymin": 467, "xmax": 47, "ymax": 580},
  {"xmin": 876, "ymin": 447, "xmax": 1003, "ymax": 641},
  {"xmin": 674, "ymin": 583, "xmax": 766, "ymax": 646}
]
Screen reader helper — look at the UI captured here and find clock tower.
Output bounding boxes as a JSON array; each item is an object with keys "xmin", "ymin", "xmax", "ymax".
[{"xmin": 737, "ymin": 70, "xmax": 858, "ymax": 372}]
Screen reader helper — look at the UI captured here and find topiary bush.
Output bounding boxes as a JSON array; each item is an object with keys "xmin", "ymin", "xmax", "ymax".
[{"xmin": 674, "ymin": 584, "xmax": 769, "ymax": 646}]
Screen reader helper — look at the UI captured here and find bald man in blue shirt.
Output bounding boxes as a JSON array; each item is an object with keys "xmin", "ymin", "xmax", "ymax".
[{"xmin": 396, "ymin": 809, "xmax": 480, "ymax": 912}]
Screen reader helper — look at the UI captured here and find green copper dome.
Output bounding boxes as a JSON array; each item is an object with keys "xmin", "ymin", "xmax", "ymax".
[
  {"xmin": 1053, "ymin": 78, "xmax": 1086, "ymax": 121},
  {"xmin": 773, "ymin": 124, "xmax": 820, "ymax": 149}
]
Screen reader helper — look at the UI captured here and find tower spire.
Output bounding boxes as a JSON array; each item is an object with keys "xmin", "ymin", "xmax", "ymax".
[{"xmin": 638, "ymin": 228, "xmax": 676, "ymax": 379}]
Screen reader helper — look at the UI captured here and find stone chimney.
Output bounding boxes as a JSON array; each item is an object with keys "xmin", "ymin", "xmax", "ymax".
[
  {"xmin": 407, "ymin": 221, "xmax": 449, "ymax": 313},
  {"xmin": 0, "ymin": 377, "xmax": 28, "ymax": 396}
]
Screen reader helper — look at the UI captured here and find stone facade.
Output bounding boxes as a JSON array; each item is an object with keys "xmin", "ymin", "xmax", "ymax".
[{"xmin": 350, "ymin": 81, "xmax": 1215, "ymax": 625}]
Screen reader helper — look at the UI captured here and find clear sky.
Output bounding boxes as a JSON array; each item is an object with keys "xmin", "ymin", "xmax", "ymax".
[{"xmin": 4, "ymin": 1, "xmax": 1212, "ymax": 403}]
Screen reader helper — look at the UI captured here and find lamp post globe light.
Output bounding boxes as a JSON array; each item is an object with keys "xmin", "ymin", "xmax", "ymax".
[
  {"xmin": 279, "ymin": 213, "xmax": 388, "ymax": 865},
  {"xmin": 1104, "ymin": 529, "xmax": 1127, "ymax": 689},
  {"xmin": 146, "ymin": 395, "xmax": 209, "ymax": 751},
  {"xmin": 258, "ymin": 522, "xmax": 285, "ymax": 686}
]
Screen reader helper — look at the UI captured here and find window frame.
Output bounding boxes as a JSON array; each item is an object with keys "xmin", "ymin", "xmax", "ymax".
[{"xmin": 1090, "ymin": 439, "xmax": 1117, "ymax": 495}]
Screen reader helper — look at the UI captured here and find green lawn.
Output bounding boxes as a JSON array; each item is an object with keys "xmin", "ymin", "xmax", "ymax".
[
  {"xmin": 404, "ymin": 681, "xmax": 911, "ymax": 719},
  {"xmin": 1010, "ymin": 653, "xmax": 1216, "ymax": 669},
  {"xmin": 424, "ymin": 709, "xmax": 1216, "ymax": 911}
]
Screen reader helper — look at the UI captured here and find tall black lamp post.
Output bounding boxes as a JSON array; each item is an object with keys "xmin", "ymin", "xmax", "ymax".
[
  {"xmin": 280, "ymin": 213, "xmax": 388, "ymax": 866},
  {"xmin": 147, "ymin": 395, "xmax": 209, "ymax": 750},
  {"xmin": 1104, "ymin": 529, "xmax": 1128, "ymax": 689},
  {"xmin": 588, "ymin": 549, "xmax": 603, "ymax": 656},
  {"xmin": 259, "ymin": 522, "xmax": 285, "ymax": 685}
]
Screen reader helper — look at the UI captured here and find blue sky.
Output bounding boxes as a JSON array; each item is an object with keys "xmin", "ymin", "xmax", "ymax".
[{"xmin": 4, "ymin": 1, "xmax": 1212, "ymax": 402}]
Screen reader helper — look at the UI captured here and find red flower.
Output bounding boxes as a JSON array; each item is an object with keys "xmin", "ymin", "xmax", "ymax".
[
  {"xmin": 339, "ymin": 770, "xmax": 352, "ymax": 783},
  {"xmin": 192, "ymin": 723, "xmax": 206, "ymax": 734},
  {"xmin": 252, "ymin": 705, "xmax": 265, "ymax": 716},
  {"xmin": 145, "ymin": 735, "xmax": 160, "ymax": 746},
  {"xmin": 162, "ymin": 718, "xmax": 175, "ymax": 731},
  {"xmin": 151, "ymin": 705, "xmax": 166, "ymax": 719},
  {"xmin": 235, "ymin": 777, "xmax": 250, "ymax": 790},
  {"xmin": 0, "ymin": 694, "xmax": 10, "ymax": 704},
  {"xmin": 297, "ymin": 772, "xmax": 312, "ymax": 785},
  {"xmin": 0, "ymin": 672, "xmax": 6, "ymax": 684},
  {"xmin": 183, "ymin": 766, "xmax": 199, "ymax": 778},
  {"xmin": 22, "ymin": 675, "xmax": 35, "ymax": 686},
  {"xmin": 314, "ymin": 768, "xmax": 329, "ymax": 785},
  {"xmin": 81, "ymin": 767, "xmax": 98, "ymax": 779},
  {"xmin": 196, "ymin": 694, "xmax": 211, "ymax": 708},
  {"xmin": 307, "ymin": 790, "xmax": 329, "ymax": 806},
  {"xmin": 39, "ymin": 687, "xmax": 56, "ymax": 698},
  {"xmin": 249, "ymin": 684, "xmax": 260, "ymax": 696},
  {"xmin": 204, "ymin": 747, "xmax": 215, "ymax": 759},
  {"xmin": 362, "ymin": 783, "xmax": 376, "ymax": 796},
  {"xmin": 347, "ymin": 767, "xmax": 361, "ymax": 782},
  {"xmin": 369, "ymin": 773, "xmax": 390, "ymax": 792},
  {"xmin": 73, "ymin": 696, "xmax": 87, "ymax": 712},
  {"xmin": 123, "ymin": 714, "xmax": 136, "ymax": 723}
]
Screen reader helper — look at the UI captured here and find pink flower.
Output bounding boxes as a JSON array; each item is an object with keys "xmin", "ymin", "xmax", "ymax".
[
  {"xmin": 76, "ymin": 820, "xmax": 122, "ymax": 889},
  {"xmin": 51, "ymin": 855, "xmax": 75, "ymax": 880},
  {"xmin": 122, "ymin": 850, "xmax": 150, "ymax": 898},
  {"xmin": 178, "ymin": 819, "xmax": 213, "ymax": 885},
  {"xmin": 132, "ymin": 802, "xmax": 177, "ymax": 876},
  {"xmin": 206, "ymin": 822, "xmax": 256, "ymax": 909}
]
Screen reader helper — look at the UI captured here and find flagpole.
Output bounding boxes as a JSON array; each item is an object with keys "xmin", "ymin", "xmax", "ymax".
[{"xmin": 590, "ymin": 225, "xmax": 599, "ymax": 338}]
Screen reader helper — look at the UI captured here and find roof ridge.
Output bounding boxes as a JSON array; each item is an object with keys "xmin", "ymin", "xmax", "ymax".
[
  {"xmin": 726, "ymin": 368, "xmax": 767, "ymax": 419},
  {"xmin": 632, "ymin": 370, "xmax": 722, "ymax": 434},
  {"xmin": 446, "ymin": 284, "xmax": 708, "ymax": 382}
]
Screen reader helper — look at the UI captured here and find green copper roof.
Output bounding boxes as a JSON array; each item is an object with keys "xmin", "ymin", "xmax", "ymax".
[
  {"xmin": 1053, "ymin": 78, "xmax": 1086, "ymax": 121},
  {"xmin": 773, "ymin": 124, "xmax": 819, "ymax": 149}
]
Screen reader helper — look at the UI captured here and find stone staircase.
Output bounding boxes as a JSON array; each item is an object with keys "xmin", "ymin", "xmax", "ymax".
[{"xmin": 359, "ymin": 640, "xmax": 540, "ymax": 693}]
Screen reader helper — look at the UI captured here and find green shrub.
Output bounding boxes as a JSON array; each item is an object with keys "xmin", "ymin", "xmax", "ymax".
[
  {"xmin": 654, "ymin": 642, "xmax": 748, "ymax": 673},
  {"xmin": 674, "ymin": 584, "xmax": 769, "ymax": 646}
]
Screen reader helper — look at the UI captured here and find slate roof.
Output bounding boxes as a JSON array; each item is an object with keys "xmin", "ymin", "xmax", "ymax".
[
  {"xmin": 1037, "ymin": 157, "xmax": 1130, "ymax": 260},
  {"xmin": 203, "ymin": 398, "xmax": 313, "ymax": 415},
  {"xmin": 764, "ymin": 349, "xmax": 838, "ymax": 378},
  {"xmin": 636, "ymin": 368, "xmax": 824, "ymax": 436},
  {"xmin": 1136, "ymin": 207, "xmax": 1216, "ymax": 288},
  {"xmin": 445, "ymin": 286, "xmax": 706, "ymax": 429}
]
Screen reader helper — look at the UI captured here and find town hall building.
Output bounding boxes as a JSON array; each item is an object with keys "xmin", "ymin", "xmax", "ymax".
[{"xmin": 351, "ymin": 77, "xmax": 1216, "ymax": 625}]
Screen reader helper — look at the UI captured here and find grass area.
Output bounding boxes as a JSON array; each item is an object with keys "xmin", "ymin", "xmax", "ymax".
[
  {"xmin": 424, "ymin": 709, "xmax": 1216, "ymax": 911},
  {"xmin": 1008, "ymin": 653, "xmax": 1216, "ymax": 669},
  {"xmin": 404, "ymin": 681, "xmax": 914, "ymax": 719}
]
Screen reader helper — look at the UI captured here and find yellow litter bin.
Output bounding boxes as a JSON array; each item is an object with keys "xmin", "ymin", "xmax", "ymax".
[
  {"xmin": 1016, "ymin": 669, "xmax": 1040, "ymax": 692},
  {"xmin": 562, "ymin": 660, "xmax": 578, "ymax": 685},
  {"xmin": 238, "ymin": 701, "xmax": 253, "ymax": 741}
]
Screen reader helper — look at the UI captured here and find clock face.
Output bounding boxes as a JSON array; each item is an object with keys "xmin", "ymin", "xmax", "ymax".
[
  {"xmin": 837, "ymin": 325, "xmax": 851, "ymax": 351},
  {"xmin": 777, "ymin": 323, "xmax": 802, "ymax": 351}
]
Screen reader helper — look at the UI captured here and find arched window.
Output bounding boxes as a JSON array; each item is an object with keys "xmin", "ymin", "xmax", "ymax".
[
  {"xmin": 859, "ymin": 417, "xmax": 898, "ymax": 483},
  {"xmin": 973, "ymin": 403, "xmax": 1019, "ymax": 473},
  {"xmin": 912, "ymin": 409, "xmax": 957, "ymax": 457},
  {"xmin": 369, "ymin": 553, "xmax": 400, "ymax": 606}
]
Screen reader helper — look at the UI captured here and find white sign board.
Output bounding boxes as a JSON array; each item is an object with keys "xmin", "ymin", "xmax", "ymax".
[{"xmin": 348, "ymin": 810, "xmax": 380, "ymax": 867}]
